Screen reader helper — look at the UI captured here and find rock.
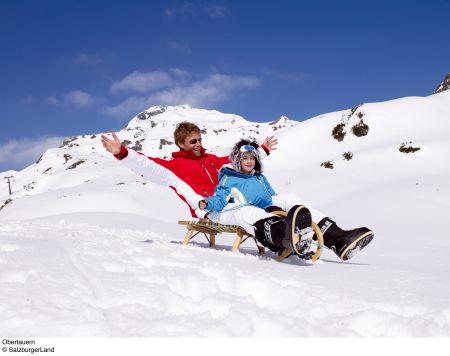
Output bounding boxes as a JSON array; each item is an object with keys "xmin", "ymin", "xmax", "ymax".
[{"xmin": 434, "ymin": 72, "xmax": 450, "ymax": 94}]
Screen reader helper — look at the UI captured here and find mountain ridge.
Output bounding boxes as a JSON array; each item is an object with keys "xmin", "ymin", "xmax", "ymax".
[{"xmin": 0, "ymin": 91, "xmax": 449, "ymax": 221}]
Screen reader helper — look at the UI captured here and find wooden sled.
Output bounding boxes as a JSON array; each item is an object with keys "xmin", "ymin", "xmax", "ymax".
[
  {"xmin": 178, "ymin": 211, "xmax": 324, "ymax": 262},
  {"xmin": 178, "ymin": 220, "xmax": 266, "ymax": 255}
]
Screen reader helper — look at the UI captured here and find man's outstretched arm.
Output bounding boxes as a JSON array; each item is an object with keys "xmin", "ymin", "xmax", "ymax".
[{"xmin": 100, "ymin": 133, "xmax": 204, "ymax": 212}]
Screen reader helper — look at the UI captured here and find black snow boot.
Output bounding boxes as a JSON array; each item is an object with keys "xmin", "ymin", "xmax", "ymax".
[
  {"xmin": 317, "ymin": 217, "xmax": 374, "ymax": 261},
  {"xmin": 285, "ymin": 205, "xmax": 313, "ymax": 255},
  {"xmin": 253, "ymin": 216, "xmax": 286, "ymax": 253}
]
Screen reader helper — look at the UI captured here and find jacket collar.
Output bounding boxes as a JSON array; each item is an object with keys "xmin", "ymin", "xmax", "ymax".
[
  {"xmin": 218, "ymin": 165, "xmax": 258, "ymax": 180},
  {"xmin": 172, "ymin": 147, "xmax": 207, "ymax": 160}
]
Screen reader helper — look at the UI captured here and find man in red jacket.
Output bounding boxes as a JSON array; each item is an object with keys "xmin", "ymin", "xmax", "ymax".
[{"xmin": 101, "ymin": 121, "xmax": 277, "ymax": 217}]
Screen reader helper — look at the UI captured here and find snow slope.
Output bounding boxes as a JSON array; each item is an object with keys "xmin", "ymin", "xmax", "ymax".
[{"xmin": 0, "ymin": 93, "xmax": 450, "ymax": 337}]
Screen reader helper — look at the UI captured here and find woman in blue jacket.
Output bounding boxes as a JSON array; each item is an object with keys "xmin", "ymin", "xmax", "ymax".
[{"xmin": 200, "ymin": 139, "xmax": 374, "ymax": 261}]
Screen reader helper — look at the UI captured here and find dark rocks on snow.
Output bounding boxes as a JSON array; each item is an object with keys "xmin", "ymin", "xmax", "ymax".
[
  {"xmin": 213, "ymin": 129, "xmax": 227, "ymax": 134},
  {"xmin": 67, "ymin": 160, "xmax": 86, "ymax": 170},
  {"xmin": 137, "ymin": 107, "xmax": 166, "ymax": 121},
  {"xmin": 130, "ymin": 140, "xmax": 143, "ymax": 151},
  {"xmin": 23, "ymin": 181, "xmax": 36, "ymax": 191},
  {"xmin": 434, "ymin": 72, "xmax": 450, "ymax": 94},
  {"xmin": 342, "ymin": 152, "xmax": 354, "ymax": 161},
  {"xmin": 321, "ymin": 161, "xmax": 334, "ymax": 169},
  {"xmin": 159, "ymin": 138, "xmax": 173, "ymax": 149},
  {"xmin": 332, "ymin": 123, "xmax": 346, "ymax": 142},
  {"xmin": 0, "ymin": 198, "xmax": 13, "ymax": 211},
  {"xmin": 399, "ymin": 141, "xmax": 421, "ymax": 153},
  {"xmin": 60, "ymin": 136, "xmax": 79, "ymax": 148},
  {"xmin": 351, "ymin": 120, "xmax": 369, "ymax": 137}
]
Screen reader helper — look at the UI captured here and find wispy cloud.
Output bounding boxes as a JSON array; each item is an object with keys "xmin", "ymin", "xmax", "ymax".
[
  {"xmin": 73, "ymin": 53, "xmax": 101, "ymax": 65},
  {"xmin": 110, "ymin": 71, "xmax": 177, "ymax": 94},
  {"xmin": 103, "ymin": 72, "xmax": 260, "ymax": 118},
  {"xmin": 167, "ymin": 41, "xmax": 191, "ymax": 53},
  {"xmin": 205, "ymin": 5, "xmax": 227, "ymax": 18},
  {"xmin": 44, "ymin": 68, "xmax": 258, "ymax": 121},
  {"xmin": 48, "ymin": 90, "xmax": 96, "ymax": 108},
  {"xmin": 103, "ymin": 96, "xmax": 152, "ymax": 118},
  {"xmin": 148, "ymin": 74, "xmax": 259, "ymax": 106},
  {"xmin": 22, "ymin": 96, "xmax": 34, "ymax": 104},
  {"xmin": 64, "ymin": 90, "xmax": 95, "ymax": 108},
  {"xmin": 165, "ymin": 3, "xmax": 196, "ymax": 18},
  {"xmin": 169, "ymin": 68, "xmax": 190, "ymax": 80},
  {"xmin": 165, "ymin": 3, "xmax": 227, "ymax": 19},
  {"xmin": 48, "ymin": 96, "xmax": 59, "ymax": 105},
  {"xmin": 0, "ymin": 136, "xmax": 65, "ymax": 171}
]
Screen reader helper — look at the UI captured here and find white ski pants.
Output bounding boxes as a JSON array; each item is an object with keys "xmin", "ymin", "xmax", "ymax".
[{"xmin": 207, "ymin": 193, "xmax": 326, "ymax": 235}]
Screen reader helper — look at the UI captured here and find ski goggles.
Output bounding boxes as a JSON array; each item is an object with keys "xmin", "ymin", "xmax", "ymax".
[{"xmin": 239, "ymin": 145, "xmax": 257, "ymax": 153}]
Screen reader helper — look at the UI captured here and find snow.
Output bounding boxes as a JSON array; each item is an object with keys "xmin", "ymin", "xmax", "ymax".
[{"xmin": 1, "ymin": 95, "xmax": 450, "ymax": 339}]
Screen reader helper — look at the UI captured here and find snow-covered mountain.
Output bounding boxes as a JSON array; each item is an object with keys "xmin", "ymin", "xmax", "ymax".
[
  {"xmin": 434, "ymin": 72, "xmax": 450, "ymax": 94},
  {"xmin": 1, "ymin": 90, "xmax": 450, "ymax": 337},
  {"xmin": 0, "ymin": 105, "xmax": 298, "ymax": 219}
]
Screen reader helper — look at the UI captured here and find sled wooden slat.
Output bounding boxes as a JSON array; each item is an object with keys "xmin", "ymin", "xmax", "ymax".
[{"xmin": 178, "ymin": 220, "xmax": 265, "ymax": 254}]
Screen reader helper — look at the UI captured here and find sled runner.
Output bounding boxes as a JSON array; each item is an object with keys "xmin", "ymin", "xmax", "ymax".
[
  {"xmin": 178, "ymin": 211, "xmax": 323, "ymax": 262},
  {"xmin": 269, "ymin": 210, "xmax": 323, "ymax": 262}
]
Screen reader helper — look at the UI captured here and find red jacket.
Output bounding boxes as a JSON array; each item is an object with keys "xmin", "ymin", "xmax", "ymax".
[{"xmin": 114, "ymin": 145, "xmax": 269, "ymax": 217}]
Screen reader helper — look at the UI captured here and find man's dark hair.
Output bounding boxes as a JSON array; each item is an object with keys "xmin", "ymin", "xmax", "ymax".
[{"xmin": 174, "ymin": 122, "xmax": 201, "ymax": 148}]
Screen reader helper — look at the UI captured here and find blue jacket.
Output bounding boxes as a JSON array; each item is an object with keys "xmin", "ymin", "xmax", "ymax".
[{"xmin": 205, "ymin": 166, "xmax": 277, "ymax": 212}]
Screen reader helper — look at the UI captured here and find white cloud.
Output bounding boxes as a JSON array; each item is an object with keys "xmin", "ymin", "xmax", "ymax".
[
  {"xmin": 165, "ymin": 3, "xmax": 196, "ymax": 18},
  {"xmin": 22, "ymin": 96, "xmax": 34, "ymax": 104},
  {"xmin": 63, "ymin": 90, "xmax": 95, "ymax": 108},
  {"xmin": 73, "ymin": 53, "xmax": 101, "ymax": 65},
  {"xmin": 169, "ymin": 68, "xmax": 190, "ymax": 80},
  {"xmin": 149, "ymin": 74, "xmax": 259, "ymax": 106},
  {"xmin": 48, "ymin": 96, "xmax": 60, "ymax": 105},
  {"xmin": 48, "ymin": 90, "xmax": 96, "ymax": 108},
  {"xmin": 110, "ymin": 71, "xmax": 175, "ymax": 94},
  {"xmin": 103, "ymin": 72, "xmax": 260, "ymax": 118},
  {"xmin": 165, "ymin": 3, "xmax": 227, "ymax": 19},
  {"xmin": 205, "ymin": 5, "xmax": 226, "ymax": 18},
  {"xmin": 102, "ymin": 96, "xmax": 153, "ymax": 118},
  {"xmin": 0, "ymin": 136, "xmax": 65, "ymax": 171}
]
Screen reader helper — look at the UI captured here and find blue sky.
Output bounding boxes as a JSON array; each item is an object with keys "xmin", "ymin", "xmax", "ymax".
[{"xmin": 1, "ymin": 0, "xmax": 449, "ymax": 171}]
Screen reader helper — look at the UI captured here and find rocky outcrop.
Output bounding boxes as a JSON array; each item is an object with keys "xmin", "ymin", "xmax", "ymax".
[{"xmin": 434, "ymin": 72, "xmax": 450, "ymax": 94}]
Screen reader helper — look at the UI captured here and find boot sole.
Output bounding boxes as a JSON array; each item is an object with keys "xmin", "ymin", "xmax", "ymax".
[
  {"xmin": 340, "ymin": 231, "xmax": 374, "ymax": 261},
  {"xmin": 286, "ymin": 205, "xmax": 312, "ymax": 255}
]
